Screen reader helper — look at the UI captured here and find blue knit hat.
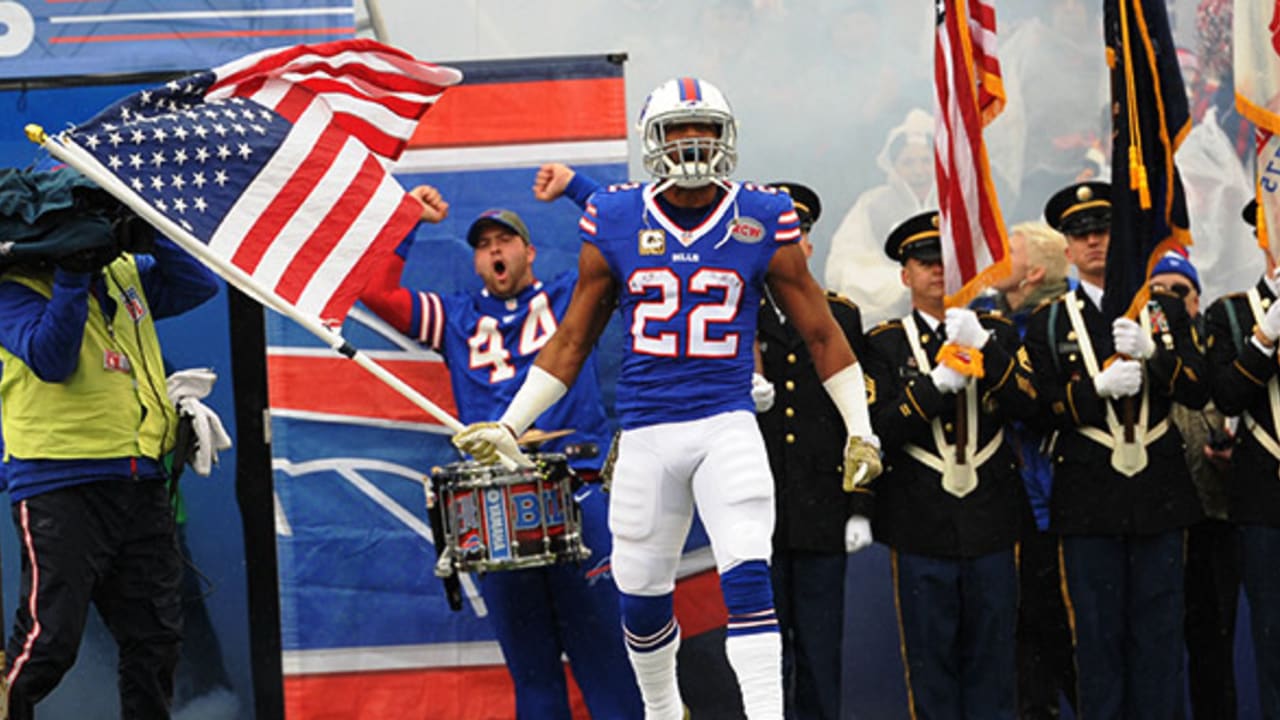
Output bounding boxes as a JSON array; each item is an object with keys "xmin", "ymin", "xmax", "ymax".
[{"xmin": 1150, "ymin": 250, "xmax": 1200, "ymax": 294}]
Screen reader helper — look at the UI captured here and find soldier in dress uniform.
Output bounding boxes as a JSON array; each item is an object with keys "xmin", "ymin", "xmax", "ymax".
[
  {"xmin": 862, "ymin": 210, "xmax": 1037, "ymax": 719},
  {"xmin": 1202, "ymin": 198, "xmax": 1280, "ymax": 719},
  {"xmin": 1022, "ymin": 181, "xmax": 1207, "ymax": 719},
  {"xmin": 755, "ymin": 182, "xmax": 871, "ymax": 720}
]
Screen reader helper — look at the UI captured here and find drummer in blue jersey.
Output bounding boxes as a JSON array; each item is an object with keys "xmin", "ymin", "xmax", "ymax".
[
  {"xmin": 359, "ymin": 188, "xmax": 642, "ymax": 720},
  {"xmin": 454, "ymin": 77, "xmax": 884, "ymax": 720}
]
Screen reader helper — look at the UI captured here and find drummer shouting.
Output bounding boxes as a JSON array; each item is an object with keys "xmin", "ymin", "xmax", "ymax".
[{"xmin": 359, "ymin": 170, "xmax": 642, "ymax": 719}]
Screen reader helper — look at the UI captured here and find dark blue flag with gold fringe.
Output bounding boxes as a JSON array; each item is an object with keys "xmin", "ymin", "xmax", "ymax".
[{"xmin": 1102, "ymin": 0, "xmax": 1192, "ymax": 321}]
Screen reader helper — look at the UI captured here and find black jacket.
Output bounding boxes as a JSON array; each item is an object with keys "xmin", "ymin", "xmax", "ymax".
[
  {"xmin": 1023, "ymin": 287, "xmax": 1206, "ymax": 535},
  {"xmin": 757, "ymin": 291, "xmax": 872, "ymax": 553},
  {"xmin": 863, "ymin": 309, "xmax": 1036, "ymax": 557},
  {"xmin": 1204, "ymin": 279, "xmax": 1280, "ymax": 527}
]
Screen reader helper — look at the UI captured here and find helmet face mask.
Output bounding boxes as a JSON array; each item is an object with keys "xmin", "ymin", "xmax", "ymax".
[{"xmin": 638, "ymin": 78, "xmax": 737, "ymax": 188}]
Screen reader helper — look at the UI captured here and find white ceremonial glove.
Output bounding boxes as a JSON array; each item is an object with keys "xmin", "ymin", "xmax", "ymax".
[
  {"xmin": 166, "ymin": 368, "xmax": 232, "ymax": 477},
  {"xmin": 751, "ymin": 372, "xmax": 776, "ymax": 413},
  {"xmin": 843, "ymin": 435, "xmax": 882, "ymax": 491},
  {"xmin": 944, "ymin": 308, "xmax": 991, "ymax": 348},
  {"xmin": 452, "ymin": 422, "xmax": 534, "ymax": 468},
  {"xmin": 929, "ymin": 363, "xmax": 968, "ymax": 394},
  {"xmin": 1112, "ymin": 317, "xmax": 1156, "ymax": 359},
  {"xmin": 1093, "ymin": 359, "xmax": 1143, "ymax": 399},
  {"xmin": 1261, "ymin": 301, "xmax": 1280, "ymax": 343},
  {"xmin": 844, "ymin": 515, "xmax": 873, "ymax": 554}
]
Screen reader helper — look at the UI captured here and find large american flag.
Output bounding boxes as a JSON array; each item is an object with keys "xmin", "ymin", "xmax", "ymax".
[
  {"xmin": 934, "ymin": 0, "xmax": 1009, "ymax": 308},
  {"xmin": 61, "ymin": 39, "xmax": 462, "ymax": 323}
]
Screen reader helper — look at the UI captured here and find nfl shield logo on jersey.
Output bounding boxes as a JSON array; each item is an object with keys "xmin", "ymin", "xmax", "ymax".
[{"xmin": 638, "ymin": 229, "xmax": 666, "ymax": 256}]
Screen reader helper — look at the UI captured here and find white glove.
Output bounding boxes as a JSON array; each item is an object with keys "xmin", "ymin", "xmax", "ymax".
[
  {"xmin": 845, "ymin": 515, "xmax": 873, "ymax": 554},
  {"xmin": 1093, "ymin": 358, "xmax": 1143, "ymax": 398},
  {"xmin": 944, "ymin": 308, "xmax": 991, "ymax": 348},
  {"xmin": 166, "ymin": 368, "xmax": 232, "ymax": 477},
  {"xmin": 1261, "ymin": 300, "xmax": 1280, "ymax": 342},
  {"xmin": 929, "ymin": 363, "xmax": 968, "ymax": 394},
  {"xmin": 751, "ymin": 372, "xmax": 776, "ymax": 413},
  {"xmin": 1112, "ymin": 317, "xmax": 1156, "ymax": 359},
  {"xmin": 452, "ymin": 422, "xmax": 534, "ymax": 468}
]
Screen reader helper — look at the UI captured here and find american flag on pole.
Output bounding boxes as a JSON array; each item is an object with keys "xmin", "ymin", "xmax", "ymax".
[
  {"xmin": 1235, "ymin": 1, "xmax": 1280, "ymax": 256},
  {"xmin": 59, "ymin": 39, "xmax": 462, "ymax": 323},
  {"xmin": 934, "ymin": 0, "xmax": 1010, "ymax": 308}
]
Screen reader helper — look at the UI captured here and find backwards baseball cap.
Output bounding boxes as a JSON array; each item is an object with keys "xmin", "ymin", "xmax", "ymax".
[
  {"xmin": 1151, "ymin": 249, "xmax": 1200, "ymax": 294},
  {"xmin": 466, "ymin": 208, "xmax": 530, "ymax": 247}
]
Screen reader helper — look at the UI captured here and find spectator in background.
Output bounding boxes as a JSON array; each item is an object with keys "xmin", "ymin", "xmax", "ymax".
[
  {"xmin": 1202, "ymin": 201, "xmax": 1280, "ymax": 720},
  {"xmin": 0, "ymin": 170, "xmax": 220, "ymax": 719},
  {"xmin": 1150, "ymin": 250, "xmax": 1239, "ymax": 720},
  {"xmin": 826, "ymin": 108, "xmax": 934, "ymax": 325},
  {"xmin": 977, "ymin": 221, "xmax": 1078, "ymax": 719},
  {"xmin": 754, "ymin": 182, "xmax": 873, "ymax": 720}
]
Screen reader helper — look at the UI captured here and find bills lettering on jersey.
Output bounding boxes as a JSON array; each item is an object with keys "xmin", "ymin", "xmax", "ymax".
[{"xmin": 580, "ymin": 181, "xmax": 801, "ymax": 428}]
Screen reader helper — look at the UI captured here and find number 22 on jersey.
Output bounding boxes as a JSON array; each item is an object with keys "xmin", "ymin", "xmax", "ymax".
[{"xmin": 468, "ymin": 292, "xmax": 558, "ymax": 383}]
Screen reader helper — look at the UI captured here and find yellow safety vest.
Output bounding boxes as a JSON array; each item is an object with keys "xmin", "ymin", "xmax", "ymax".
[{"xmin": 0, "ymin": 257, "xmax": 178, "ymax": 461}]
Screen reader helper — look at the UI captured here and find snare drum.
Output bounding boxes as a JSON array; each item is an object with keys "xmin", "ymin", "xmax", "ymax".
[{"xmin": 432, "ymin": 453, "xmax": 590, "ymax": 574}]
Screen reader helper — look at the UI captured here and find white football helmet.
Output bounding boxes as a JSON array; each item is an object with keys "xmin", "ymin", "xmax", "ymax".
[{"xmin": 636, "ymin": 77, "xmax": 737, "ymax": 188}]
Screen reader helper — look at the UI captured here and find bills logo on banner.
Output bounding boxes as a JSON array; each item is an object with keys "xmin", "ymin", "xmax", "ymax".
[
  {"xmin": 0, "ymin": 0, "xmax": 356, "ymax": 80},
  {"xmin": 269, "ymin": 55, "xmax": 733, "ymax": 720}
]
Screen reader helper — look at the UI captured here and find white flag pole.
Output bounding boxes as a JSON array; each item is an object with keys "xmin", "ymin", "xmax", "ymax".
[{"xmin": 28, "ymin": 123, "xmax": 467, "ymax": 436}]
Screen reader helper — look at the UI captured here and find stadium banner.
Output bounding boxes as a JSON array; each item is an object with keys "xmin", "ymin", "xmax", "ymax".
[{"xmin": 0, "ymin": 0, "xmax": 356, "ymax": 81}]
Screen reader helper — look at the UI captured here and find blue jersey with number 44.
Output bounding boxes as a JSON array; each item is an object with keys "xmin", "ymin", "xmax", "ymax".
[
  {"xmin": 580, "ymin": 181, "xmax": 801, "ymax": 429},
  {"xmin": 411, "ymin": 272, "xmax": 612, "ymax": 470}
]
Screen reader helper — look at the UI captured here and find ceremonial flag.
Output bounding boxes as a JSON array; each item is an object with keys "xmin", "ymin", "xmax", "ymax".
[
  {"xmin": 1234, "ymin": 1, "xmax": 1280, "ymax": 254},
  {"xmin": 53, "ymin": 39, "xmax": 462, "ymax": 323},
  {"xmin": 1102, "ymin": 0, "xmax": 1191, "ymax": 320},
  {"xmin": 934, "ymin": 0, "xmax": 1011, "ymax": 308}
]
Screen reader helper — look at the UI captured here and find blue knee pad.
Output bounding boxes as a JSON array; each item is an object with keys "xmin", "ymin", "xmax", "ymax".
[
  {"xmin": 620, "ymin": 592, "xmax": 677, "ymax": 652},
  {"xmin": 721, "ymin": 560, "xmax": 778, "ymax": 637}
]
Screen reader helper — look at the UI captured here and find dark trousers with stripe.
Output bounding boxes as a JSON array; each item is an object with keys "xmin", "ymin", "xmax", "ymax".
[
  {"xmin": 1059, "ymin": 531, "xmax": 1185, "ymax": 720},
  {"xmin": 5, "ymin": 479, "xmax": 183, "ymax": 720},
  {"xmin": 771, "ymin": 548, "xmax": 845, "ymax": 720},
  {"xmin": 893, "ymin": 548, "xmax": 1017, "ymax": 720},
  {"xmin": 1239, "ymin": 524, "xmax": 1280, "ymax": 719}
]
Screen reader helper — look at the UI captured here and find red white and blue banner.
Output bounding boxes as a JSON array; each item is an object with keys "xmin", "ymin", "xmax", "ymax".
[
  {"xmin": 0, "ymin": 0, "xmax": 355, "ymax": 80},
  {"xmin": 267, "ymin": 54, "xmax": 729, "ymax": 719}
]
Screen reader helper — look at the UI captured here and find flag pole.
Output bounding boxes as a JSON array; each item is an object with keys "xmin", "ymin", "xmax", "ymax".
[{"xmin": 27, "ymin": 124, "xmax": 467, "ymax": 436}]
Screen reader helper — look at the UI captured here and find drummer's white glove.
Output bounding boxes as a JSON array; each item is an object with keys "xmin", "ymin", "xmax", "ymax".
[
  {"xmin": 845, "ymin": 515, "xmax": 873, "ymax": 554},
  {"xmin": 166, "ymin": 368, "xmax": 232, "ymax": 477},
  {"xmin": 751, "ymin": 372, "xmax": 776, "ymax": 413},
  {"xmin": 452, "ymin": 422, "xmax": 534, "ymax": 468}
]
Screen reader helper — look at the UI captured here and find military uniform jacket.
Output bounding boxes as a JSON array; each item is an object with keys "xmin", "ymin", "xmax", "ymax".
[
  {"xmin": 757, "ymin": 291, "xmax": 872, "ymax": 553},
  {"xmin": 1204, "ymin": 279, "xmax": 1280, "ymax": 527},
  {"xmin": 863, "ymin": 309, "xmax": 1036, "ymax": 558},
  {"xmin": 1023, "ymin": 288, "xmax": 1207, "ymax": 535}
]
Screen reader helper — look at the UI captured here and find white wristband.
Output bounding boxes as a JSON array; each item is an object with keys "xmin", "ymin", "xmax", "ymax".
[
  {"xmin": 499, "ymin": 365, "xmax": 568, "ymax": 435},
  {"xmin": 823, "ymin": 362, "xmax": 873, "ymax": 438}
]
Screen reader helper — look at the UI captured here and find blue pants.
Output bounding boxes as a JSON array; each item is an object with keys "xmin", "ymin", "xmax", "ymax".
[
  {"xmin": 479, "ymin": 483, "xmax": 642, "ymax": 720},
  {"xmin": 892, "ymin": 548, "xmax": 1017, "ymax": 720},
  {"xmin": 1240, "ymin": 524, "xmax": 1280, "ymax": 719},
  {"xmin": 1059, "ymin": 532, "xmax": 1185, "ymax": 720},
  {"xmin": 771, "ymin": 548, "xmax": 846, "ymax": 720}
]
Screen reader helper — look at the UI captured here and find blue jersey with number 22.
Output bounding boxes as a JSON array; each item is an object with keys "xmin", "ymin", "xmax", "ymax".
[{"xmin": 579, "ymin": 181, "xmax": 800, "ymax": 430}]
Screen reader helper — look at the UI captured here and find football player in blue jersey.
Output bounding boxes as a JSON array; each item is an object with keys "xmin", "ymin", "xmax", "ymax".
[
  {"xmin": 454, "ymin": 77, "xmax": 883, "ymax": 720},
  {"xmin": 359, "ymin": 187, "xmax": 642, "ymax": 720}
]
